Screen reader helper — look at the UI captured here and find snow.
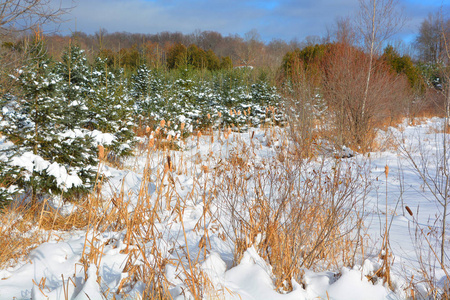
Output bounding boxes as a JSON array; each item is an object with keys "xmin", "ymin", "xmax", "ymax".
[
  {"xmin": 90, "ymin": 130, "xmax": 116, "ymax": 146},
  {"xmin": 11, "ymin": 151, "xmax": 51, "ymax": 174},
  {"xmin": 223, "ymin": 247, "xmax": 307, "ymax": 300},
  {"xmin": 9, "ymin": 152, "xmax": 83, "ymax": 191},
  {"xmin": 324, "ymin": 268, "xmax": 390, "ymax": 300},
  {"xmin": 0, "ymin": 117, "xmax": 449, "ymax": 299},
  {"xmin": 46, "ymin": 162, "xmax": 83, "ymax": 191}
]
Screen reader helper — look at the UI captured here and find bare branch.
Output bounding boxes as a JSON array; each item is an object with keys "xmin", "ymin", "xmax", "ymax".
[
  {"xmin": 357, "ymin": 0, "xmax": 406, "ymax": 54},
  {"xmin": 0, "ymin": 0, "xmax": 73, "ymax": 36}
]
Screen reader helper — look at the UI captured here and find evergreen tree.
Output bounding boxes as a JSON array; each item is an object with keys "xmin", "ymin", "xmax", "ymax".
[
  {"xmin": 166, "ymin": 43, "xmax": 188, "ymax": 69},
  {"xmin": 131, "ymin": 63, "xmax": 151, "ymax": 101},
  {"xmin": 89, "ymin": 57, "xmax": 135, "ymax": 157},
  {"xmin": 0, "ymin": 34, "xmax": 98, "ymax": 204},
  {"xmin": 0, "ymin": 160, "xmax": 20, "ymax": 208},
  {"xmin": 381, "ymin": 45, "xmax": 425, "ymax": 92},
  {"xmin": 0, "ymin": 119, "xmax": 23, "ymax": 207},
  {"xmin": 56, "ymin": 44, "xmax": 91, "ymax": 129}
]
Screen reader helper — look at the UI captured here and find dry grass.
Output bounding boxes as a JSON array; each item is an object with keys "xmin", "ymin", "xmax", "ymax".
[
  {"xmin": 215, "ymin": 128, "xmax": 369, "ymax": 292},
  {"xmin": 0, "ymin": 201, "xmax": 46, "ymax": 270},
  {"xmin": 0, "ymin": 110, "xmax": 397, "ymax": 298}
]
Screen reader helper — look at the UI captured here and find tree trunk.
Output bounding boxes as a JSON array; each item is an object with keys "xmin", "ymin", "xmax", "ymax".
[{"xmin": 361, "ymin": 0, "xmax": 376, "ymax": 127}]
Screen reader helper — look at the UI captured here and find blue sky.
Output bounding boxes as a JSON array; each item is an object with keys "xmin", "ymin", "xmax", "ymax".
[{"xmin": 53, "ymin": 0, "xmax": 448, "ymax": 44}]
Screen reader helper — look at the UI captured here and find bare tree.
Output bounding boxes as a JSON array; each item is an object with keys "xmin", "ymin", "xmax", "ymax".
[
  {"xmin": 442, "ymin": 13, "xmax": 450, "ymax": 125},
  {"xmin": 0, "ymin": 1, "xmax": 71, "ymax": 95},
  {"xmin": 356, "ymin": 0, "xmax": 405, "ymax": 127},
  {"xmin": 322, "ymin": 43, "xmax": 408, "ymax": 150},
  {"xmin": 234, "ymin": 29, "xmax": 265, "ymax": 66},
  {"xmin": 436, "ymin": 15, "xmax": 450, "ymax": 265},
  {"xmin": 415, "ymin": 12, "xmax": 450, "ymax": 64},
  {"xmin": 332, "ymin": 16, "xmax": 357, "ymax": 45},
  {"xmin": 304, "ymin": 35, "xmax": 322, "ymax": 46},
  {"xmin": 0, "ymin": 0, "xmax": 71, "ymax": 36}
]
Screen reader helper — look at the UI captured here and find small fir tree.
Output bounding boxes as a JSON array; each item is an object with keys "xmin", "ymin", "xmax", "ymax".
[
  {"xmin": 89, "ymin": 57, "xmax": 135, "ymax": 157},
  {"xmin": 56, "ymin": 44, "xmax": 92, "ymax": 129},
  {"xmin": 0, "ymin": 34, "xmax": 98, "ymax": 204}
]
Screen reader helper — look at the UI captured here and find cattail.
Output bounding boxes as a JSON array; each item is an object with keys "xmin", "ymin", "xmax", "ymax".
[
  {"xmin": 145, "ymin": 126, "xmax": 150, "ymax": 133},
  {"xmin": 230, "ymin": 109, "xmax": 234, "ymax": 116},
  {"xmin": 385, "ymin": 165, "xmax": 389, "ymax": 178},
  {"xmin": 228, "ymin": 127, "xmax": 232, "ymax": 135},
  {"xmin": 167, "ymin": 155, "xmax": 172, "ymax": 172},
  {"xmin": 244, "ymin": 110, "xmax": 247, "ymax": 116},
  {"xmin": 167, "ymin": 121, "xmax": 171, "ymax": 127},
  {"xmin": 160, "ymin": 119, "xmax": 166, "ymax": 128},
  {"xmin": 405, "ymin": 206, "xmax": 413, "ymax": 216},
  {"xmin": 199, "ymin": 236, "xmax": 206, "ymax": 249},
  {"xmin": 167, "ymin": 134, "xmax": 172, "ymax": 141},
  {"xmin": 218, "ymin": 111, "xmax": 222, "ymax": 118},
  {"xmin": 248, "ymin": 107, "xmax": 251, "ymax": 114},
  {"xmin": 207, "ymin": 113, "xmax": 211, "ymax": 119},
  {"xmin": 98, "ymin": 145, "xmax": 105, "ymax": 160},
  {"xmin": 180, "ymin": 122, "xmax": 185, "ymax": 131},
  {"xmin": 237, "ymin": 110, "xmax": 241, "ymax": 115},
  {"xmin": 201, "ymin": 165, "xmax": 209, "ymax": 173},
  {"xmin": 155, "ymin": 127, "xmax": 160, "ymax": 135},
  {"xmin": 196, "ymin": 130, "xmax": 202, "ymax": 148}
]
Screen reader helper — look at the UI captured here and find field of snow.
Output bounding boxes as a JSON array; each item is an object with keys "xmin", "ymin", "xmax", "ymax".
[{"xmin": 0, "ymin": 117, "xmax": 448, "ymax": 299}]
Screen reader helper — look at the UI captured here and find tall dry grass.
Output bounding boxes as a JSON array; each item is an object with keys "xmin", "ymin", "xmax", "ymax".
[
  {"xmin": 215, "ymin": 126, "xmax": 370, "ymax": 292},
  {"xmin": 0, "ymin": 114, "xmax": 374, "ymax": 298}
]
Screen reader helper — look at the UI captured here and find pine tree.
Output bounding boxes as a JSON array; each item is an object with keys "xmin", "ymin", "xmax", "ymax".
[
  {"xmin": 131, "ymin": 64, "xmax": 151, "ymax": 104},
  {"xmin": 0, "ymin": 161, "xmax": 20, "ymax": 208},
  {"xmin": 89, "ymin": 57, "xmax": 135, "ymax": 158},
  {"xmin": 56, "ymin": 43, "xmax": 91, "ymax": 129},
  {"xmin": 0, "ymin": 128, "xmax": 23, "ymax": 208},
  {"xmin": 52, "ymin": 44, "xmax": 100, "ymax": 200},
  {"xmin": 0, "ymin": 34, "xmax": 98, "ymax": 204},
  {"xmin": 131, "ymin": 64, "xmax": 166, "ymax": 118}
]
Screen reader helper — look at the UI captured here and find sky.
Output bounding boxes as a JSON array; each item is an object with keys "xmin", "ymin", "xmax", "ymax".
[{"xmin": 51, "ymin": 0, "xmax": 449, "ymax": 44}]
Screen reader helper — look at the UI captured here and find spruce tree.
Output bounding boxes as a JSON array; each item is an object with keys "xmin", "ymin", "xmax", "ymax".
[
  {"xmin": 89, "ymin": 57, "xmax": 135, "ymax": 158},
  {"xmin": 0, "ymin": 133, "xmax": 23, "ymax": 208},
  {"xmin": 0, "ymin": 34, "xmax": 98, "ymax": 204},
  {"xmin": 56, "ymin": 44, "xmax": 91, "ymax": 129}
]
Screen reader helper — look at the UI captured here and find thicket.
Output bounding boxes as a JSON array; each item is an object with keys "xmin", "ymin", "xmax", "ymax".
[{"xmin": 281, "ymin": 42, "xmax": 425, "ymax": 151}]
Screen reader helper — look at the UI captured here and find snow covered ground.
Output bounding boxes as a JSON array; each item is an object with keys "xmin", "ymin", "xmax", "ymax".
[{"xmin": 0, "ymin": 118, "xmax": 448, "ymax": 299}]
